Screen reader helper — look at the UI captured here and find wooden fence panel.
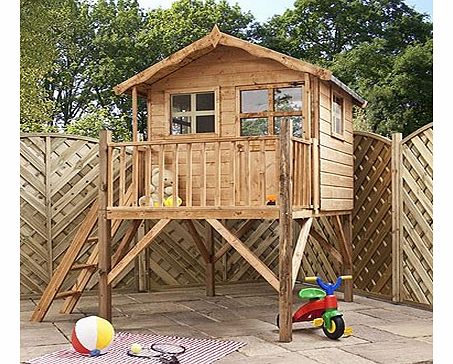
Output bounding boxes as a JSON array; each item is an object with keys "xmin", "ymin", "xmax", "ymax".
[
  {"xmin": 20, "ymin": 134, "xmax": 136, "ymax": 296},
  {"xmin": 400, "ymin": 124, "xmax": 433, "ymax": 306},
  {"xmin": 352, "ymin": 132, "xmax": 393, "ymax": 299}
]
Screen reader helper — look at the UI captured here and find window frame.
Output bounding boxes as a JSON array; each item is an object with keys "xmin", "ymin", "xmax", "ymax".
[
  {"xmin": 331, "ymin": 91, "xmax": 345, "ymax": 140},
  {"xmin": 236, "ymin": 82, "xmax": 307, "ymax": 139},
  {"xmin": 166, "ymin": 87, "xmax": 220, "ymax": 137}
]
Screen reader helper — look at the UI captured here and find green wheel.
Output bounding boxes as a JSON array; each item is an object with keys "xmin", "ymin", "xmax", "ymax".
[{"xmin": 322, "ymin": 316, "xmax": 345, "ymax": 340}]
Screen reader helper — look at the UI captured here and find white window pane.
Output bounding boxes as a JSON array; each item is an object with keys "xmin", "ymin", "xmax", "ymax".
[
  {"xmin": 274, "ymin": 87, "xmax": 302, "ymax": 111},
  {"xmin": 172, "ymin": 116, "xmax": 191, "ymax": 134},
  {"xmin": 241, "ymin": 90, "xmax": 268, "ymax": 113},
  {"xmin": 196, "ymin": 115, "xmax": 215, "ymax": 133},
  {"xmin": 172, "ymin": 94, "xmax": 191, "ymax": 113},
  {"xmin": 196, "ymin": 93, "xmax": 214, "ymax": 111}
]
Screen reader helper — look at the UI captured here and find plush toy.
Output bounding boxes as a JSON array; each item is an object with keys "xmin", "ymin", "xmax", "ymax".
[{"xmin": 139, "ymin": 167, "xmax": 174, "ymax": 206}]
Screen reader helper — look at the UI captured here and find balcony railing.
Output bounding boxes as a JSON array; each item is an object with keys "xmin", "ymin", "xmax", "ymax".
[{"xmin": 103, "ymin": 134, "xmax": 312, "ymax": 210}]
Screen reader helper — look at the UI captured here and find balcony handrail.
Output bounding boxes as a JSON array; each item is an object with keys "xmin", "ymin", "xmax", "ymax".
[{"xmin": 107, "ymin": 135, "xmax": 311, "ymax": 147}]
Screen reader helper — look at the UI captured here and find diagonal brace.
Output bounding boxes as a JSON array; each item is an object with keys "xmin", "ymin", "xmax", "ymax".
[{"xmin": 206, "ymin": 219, "xmax": 279, "ymax": 291}]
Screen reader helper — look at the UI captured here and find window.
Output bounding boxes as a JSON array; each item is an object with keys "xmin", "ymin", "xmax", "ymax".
[
  {"xmin": 332, "ymin": 94, "xmax": 344, "ymax": 137},
  {"xmin": 239, "ymin": 85, "xmax": 304, "ymax": 138},
  {"xmin": 171, "ymin": 92, "xmax": 215, "ymax": 135}
]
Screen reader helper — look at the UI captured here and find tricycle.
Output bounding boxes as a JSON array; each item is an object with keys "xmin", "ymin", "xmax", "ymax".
[{"xmin": 277, "ymin": 275, "xmax": 353, "ymax": 339}]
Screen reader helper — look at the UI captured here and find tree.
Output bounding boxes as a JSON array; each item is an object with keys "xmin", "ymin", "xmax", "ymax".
[
  {"xmin": 20, "ymin": 0, "xmax": 60, "ymax": 132},
  {"xmin": 66, "ymin": 105, "xmax": 131, "ymax": 141},
  {"xmin": 364, "ymin": 39, "xmax": 433, "ymax": 136},
  {"xmin": 253, "ymin": 0, "xmax": 432, "ymax": 65},
  {"xmin": 140, "ymin": 0, "xmax": 254, "ymax": 59},
  {"xmin": 253, "ymin": 0, "xmax": 432, "ymax": 136}
]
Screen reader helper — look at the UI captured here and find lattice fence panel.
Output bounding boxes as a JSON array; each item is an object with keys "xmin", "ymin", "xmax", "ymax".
[
  {"xmin": 400, "ymin": 124, "xmax": 433, "ymax": 305},
  {"xmin": 20, "ymin": 134, "xmax": 136, "ymax": 296},
  {"xmin": 353, "ymin": 132, "xmax": 393, "ymax": 299}
]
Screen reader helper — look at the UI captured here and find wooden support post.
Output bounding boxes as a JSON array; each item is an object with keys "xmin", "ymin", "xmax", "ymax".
[
  {"xmin": 391, "ymin": 132, "xmax": 402, "ymax": 302},
  {"xmin": 98, "ymin": 130, "xmax": 112, "ymax": 322},
  {"xmin": 136, "ymin": 221, "xmax": 148, "ymax": 292},
  {"xmin": 206, "ymin": 223, "xmax": 215, "ymax": 297},
  {"xmin": 278, "ymin": 117, "xmax": 293, "ymax": 342},
  {"xmin": 132, "ymin": 86, "xmax": 138, "ymax": 142}
]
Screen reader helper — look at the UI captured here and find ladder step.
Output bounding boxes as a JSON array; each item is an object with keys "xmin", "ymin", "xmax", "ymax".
[
  {"xmin": 55, "ymin": 290, "xmax": 82, "ymax": 299},
  {"xmin": 70, "ymin": 263, "xmax": 98, "ymax": 271},
  {"xmin": 86, "ymin": 236, "xmax": 98, "ymax": 243}
]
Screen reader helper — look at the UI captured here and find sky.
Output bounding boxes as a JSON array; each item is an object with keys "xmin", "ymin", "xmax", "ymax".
[{"xmin": 137, "ymin": 0, "xmax": 433, "ymax": 22}]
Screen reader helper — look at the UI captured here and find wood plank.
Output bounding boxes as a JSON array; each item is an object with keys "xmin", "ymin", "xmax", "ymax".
[
  {"xmin": 292, "ymin": 218, "xmax": 313, "ymax": 287},
  {"xmin": 184, "ymin": 220, "xmax": 210, "ymax": 264},
  {"xmin": 108, "ymin": 219, "xmax": 171, "ymax": 284},
  {"xmin": 206, "ymin": 219, "xmax": 279, "ymax": 291},
  {"xmin": 107, "ymin": 207, "xmax": 280, "ymax": 220}
]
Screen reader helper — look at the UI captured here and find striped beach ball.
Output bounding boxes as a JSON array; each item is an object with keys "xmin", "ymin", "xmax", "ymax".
[{"xmin": 71, "ymin": 316, "xmax": 115, "ymax": 356}]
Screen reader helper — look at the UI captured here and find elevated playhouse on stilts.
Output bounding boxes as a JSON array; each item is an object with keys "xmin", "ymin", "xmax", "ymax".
[{"xmin": 31, "ymin": 26, "xmax": 366, "ymax": 342}]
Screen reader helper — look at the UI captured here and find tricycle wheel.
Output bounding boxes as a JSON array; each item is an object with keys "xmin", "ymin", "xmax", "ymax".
[
  {"xmin": 322, "ymin": 315, "xmax": 345, "ymax": 340},
  {"xmin": 276, "ymin": 314, "xmax": 279, "ymax": 328}
]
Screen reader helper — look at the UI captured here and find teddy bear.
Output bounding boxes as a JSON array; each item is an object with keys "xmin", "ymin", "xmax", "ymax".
[{"xmin": 138, "ymin": 167, "xmax": 174, "ymax": 207}]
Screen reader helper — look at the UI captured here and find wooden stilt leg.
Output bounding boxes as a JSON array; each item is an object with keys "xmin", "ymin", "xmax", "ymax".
[
  {"xmin": 206, "ymin": 224, "xmax": 215, "ymax": 297},
  {"xmin": 278, "ymin": 117, "xmax": 293, "ymax": 342},
  {"xmin": 98, "ymin": 130, "xmax": 112, "ymax": 322}
]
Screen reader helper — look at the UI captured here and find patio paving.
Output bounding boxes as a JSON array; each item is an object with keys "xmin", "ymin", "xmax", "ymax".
[{"xmin": 20, "ymin": 282, "xmax": 433, "ymax": 364}]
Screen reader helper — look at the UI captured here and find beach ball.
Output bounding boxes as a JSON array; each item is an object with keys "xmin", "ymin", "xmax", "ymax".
[{"xmin": 71, "ymin": 316, "xmax": 115, "ymax": 356}]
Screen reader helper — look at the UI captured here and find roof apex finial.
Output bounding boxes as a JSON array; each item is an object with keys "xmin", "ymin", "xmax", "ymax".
[
  {"xmin": 210, "ymin": 24, "xmax": 222, "ymax": 47},
  {"xmin": 211, "ymin": 24, "xmax": 221, "ymax": 34}
]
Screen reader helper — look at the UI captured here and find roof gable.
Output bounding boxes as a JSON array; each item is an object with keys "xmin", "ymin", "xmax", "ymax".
[{"xmin": 114, "ymin": 25, "xmax": 365, "ymax": 107}]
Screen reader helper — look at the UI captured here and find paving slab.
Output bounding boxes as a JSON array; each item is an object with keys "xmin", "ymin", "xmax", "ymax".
[
  {"xmin": 112, "ymin": 313, "xmax": 177, "ymax": 329},
  {"xmin": 301, "ymin": 347, "xmax": 378, "ymax": 364},
  {"xmin": 233, "ymin": 335, "xmax": 290, "ymax": 357},
  {"xmin": 216, "ymin": 351, "xmax": 321, "ymax": 364},
  {"xmin": 341, "ymin": 339, "xmax": 433, "ymax": 364},
  {"xmin": 372, "ymin": 320, "xmax": 433, "ymax": 338},
  {"xmin": 194, "ymin": 318, "xmax": 277, "ymax": 338}
]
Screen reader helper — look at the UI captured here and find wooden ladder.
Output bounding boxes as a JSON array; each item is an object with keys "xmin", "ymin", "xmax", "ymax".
[{"xmin": 30, "ymin": 188, "xmax": 140, "ymax": 322}]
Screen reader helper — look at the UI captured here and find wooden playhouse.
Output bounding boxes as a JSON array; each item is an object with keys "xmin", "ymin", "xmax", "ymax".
[{"xmin": 32, "ymin": 26, "xmax": 366, "ymax": 342}]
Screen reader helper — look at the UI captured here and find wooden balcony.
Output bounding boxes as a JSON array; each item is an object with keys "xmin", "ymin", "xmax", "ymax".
[{"xmin": 102, "ymin": 132, "xmax": 314, "ymax": 220}]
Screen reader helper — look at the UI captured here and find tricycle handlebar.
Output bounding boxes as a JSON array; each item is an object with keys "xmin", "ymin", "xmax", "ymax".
[{"xmin": 304, "ymin": 275, "xmax": 353, "ymax": 295}]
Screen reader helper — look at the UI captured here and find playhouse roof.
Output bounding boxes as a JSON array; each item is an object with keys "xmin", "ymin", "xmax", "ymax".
[{"xmin": 114, "ymin": 26, "xmax": 366, "ymax": 107}]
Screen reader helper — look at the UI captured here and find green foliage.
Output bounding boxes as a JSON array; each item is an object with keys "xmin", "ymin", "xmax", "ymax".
[
  {"xmin": 20, "ymin": 0, "xmax": 59, "ymax": 131},
  {"xmin": 140, "ymin": 0, "xmax": 254, "ymax": 58},
  {"xmin": 21, "ymin": 0, "xmax": 432, "ymax": 138},
  {"xmin": 254, "ymin": 0, "xmax": 432, "ymax": 136},
  {"xmin": 66, "ymin": 106, "xmax": 131, "ymax": 141}
]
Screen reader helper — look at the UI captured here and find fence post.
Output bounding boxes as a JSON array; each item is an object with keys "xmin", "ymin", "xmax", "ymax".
[
  {"xmin": 99, "ymin": 129, "xmax": 113, "ymax": 321},
  {"xmin": 391, "ymin": 132, "xmax": 402, "ymax": 302}
]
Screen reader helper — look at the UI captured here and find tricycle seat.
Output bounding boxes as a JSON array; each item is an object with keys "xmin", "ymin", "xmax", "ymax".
[{"xmin": 298, "ymin": 287, "xmax": 326, "ymax": 300}]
